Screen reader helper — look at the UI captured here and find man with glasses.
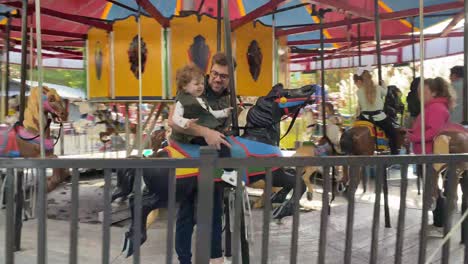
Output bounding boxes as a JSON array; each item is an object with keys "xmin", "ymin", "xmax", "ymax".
[{"xmin": 168, "ymin": 53, "xmax": 235, "ymax": 264}]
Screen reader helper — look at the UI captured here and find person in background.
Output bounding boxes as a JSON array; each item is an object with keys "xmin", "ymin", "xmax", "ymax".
[
  {"xmin": 406, "ymin": 77, "xmax": 455, "ymax": 237},
  {"xmin": 406, "ymin": 77, "xmax": 421, "ymax": 128},
  {"xmin": 449, "ymin": 66, "xmax": 464, "ymax": 124},
  {"xmin": 353, "ymin": 67, "xmax": 399, "ymax": 154},
  {"xmin": 384, "ymin": 85, "xmax": 404, "ymax": 126}
]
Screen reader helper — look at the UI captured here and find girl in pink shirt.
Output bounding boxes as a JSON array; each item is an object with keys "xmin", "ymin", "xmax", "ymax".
[
  {"xmin": 407, "ymin": 77, "xmax": 455, "ymax": 154},
  {"xmin": 407, "ymin": 77, "xmax": 456, "ymax": 235}
]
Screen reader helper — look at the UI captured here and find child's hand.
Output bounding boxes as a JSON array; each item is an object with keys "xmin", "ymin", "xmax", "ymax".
[{"xmin": 224, "ymin": 107, "xmax": 233, "ymax": 115}]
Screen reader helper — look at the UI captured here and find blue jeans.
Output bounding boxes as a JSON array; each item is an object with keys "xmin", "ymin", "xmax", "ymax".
[{"xmin": 175, "ymin": 185, "xmax": 224, "ymax": 263}]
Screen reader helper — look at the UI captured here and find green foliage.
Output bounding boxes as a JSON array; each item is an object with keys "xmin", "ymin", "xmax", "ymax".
[{"xmin": 10, "ymin": 64, "xmax": 86, "ymax": 92}]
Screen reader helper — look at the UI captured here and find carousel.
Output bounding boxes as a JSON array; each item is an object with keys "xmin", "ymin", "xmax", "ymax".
[{"xmin": 0, "ymin": 1, "xmax": 467, "ymax": 264}]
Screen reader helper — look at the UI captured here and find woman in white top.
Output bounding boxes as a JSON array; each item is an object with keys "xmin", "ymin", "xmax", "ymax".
[{"xmin": 353, "ymin": 68, "xmax": 399, "ymax": 154}]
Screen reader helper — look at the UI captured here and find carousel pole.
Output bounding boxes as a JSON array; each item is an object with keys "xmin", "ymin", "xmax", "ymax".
[
  {"xmin": 34, "ymin": 1, "xmax": 47, "ymax": 264},
  {"xmin": 216, "ymin": 0, "xmax": 222, "ymax": 52},
  {"xmin": 318, "ymin": 8, "xmax": 329, "ymax": 139},
  {"xmin": 4, "ymin": 14, "xmax": 11, "ymax": 118},
  {"xmin": 373, "ymin": 0, "xmax": 392, "ymax": 231},
  {"xmin": 29, "ymin": 14, "xmax": 36, "ymax": 220},
  {"xmin": 411, "ymin": 18, "xmax": 417, "ymax": 79},
  {"xmin": 357, "ymin": 23, "xmax": 362, "ymax": 67},
  {"xmin": 14, "ymin": 0, "xmax": 29, "ymax": 252},
  {"xmin": 0, "ymin": 29, "xmax": 2, "ymax": 123},
  {"xmin": 272, "ymin": 11, "xmax": 278, "ymax": 85},
  {"xmin": 137, "ymin": 7, "xmax": 143, "ymax": 157},
  {"xmin": 30, "ymin": 15, "xmax": 34, "ymax": 83},
  {"xmin": 222, "ymin": 0, "xmax": 239, "ymax": 136},
  {"xmin": 19, "ymin": 0, "xmax": 28, "ymax": 123},
  {"xmin": 0, "ymin": 15, "xmax": 8, "ymax": 122},
  {"xmin": 374, "ymin": 0, "xmax": 383, "ymax": 85},
  {"xmin": 463, "ymin": 0, "xmax": 468, "ymax": 124},
  {"xmin": 418, "ymin": 1, "xmax": 428, "ymax": 263}
]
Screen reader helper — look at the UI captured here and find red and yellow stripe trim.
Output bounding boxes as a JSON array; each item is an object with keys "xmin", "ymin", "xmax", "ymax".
[
  {"xmin": 100, "ymin": 2, "xmax": 113, "ymax": 19},
  {"xmin": 378, "ymin": 0, "xmax": 419, "ymax": 31},
  {"xmin": 301, "ymin": 0, "xmax": 339, "ymax": 48}
]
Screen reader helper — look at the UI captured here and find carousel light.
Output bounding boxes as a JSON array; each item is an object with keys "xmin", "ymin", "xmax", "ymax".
[
  {"xmin": 279, "ymin": 97, "xmax": 288, "ymax": 104},
  {"xmin": 278, "ymin": 47, "xmax": 286, "ymax": 56}
]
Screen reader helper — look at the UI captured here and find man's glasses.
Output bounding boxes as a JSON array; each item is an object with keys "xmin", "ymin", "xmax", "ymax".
[{"xmin": 211, "ymin": 70, "xmax": 229, "ymax": 81}]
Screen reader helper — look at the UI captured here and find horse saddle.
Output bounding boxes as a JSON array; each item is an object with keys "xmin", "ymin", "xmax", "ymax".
[
  {"xmin": 353, "ymin": 120, "xmax": 389, "ymax": 151},
  {"xmin": 0, "ymin": 125, "xmax": 20, "ymax": 157},
  {"xmin": 165, "ymin": 136, "xmax": 282, "ymax": 183}
]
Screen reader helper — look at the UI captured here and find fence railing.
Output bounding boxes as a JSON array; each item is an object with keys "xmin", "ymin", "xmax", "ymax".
[{"xmin": 1, "ymin": 150, "xmax": 468, "ymax": 264}]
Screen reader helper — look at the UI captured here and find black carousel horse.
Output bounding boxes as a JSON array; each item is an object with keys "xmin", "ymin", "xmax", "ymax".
[{"xmin": 119, "ymin": 83, "xmax": 317, "ymax": 257}]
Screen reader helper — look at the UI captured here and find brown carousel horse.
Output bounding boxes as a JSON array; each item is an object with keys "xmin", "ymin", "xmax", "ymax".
[
  {"xmin": 432, "ymin": 124, "xmax": 468, "ymax": 200},
  {"xmin": 0, "ymin": 86, "xmax": 68, "ymax": 191},
  {"xmin": 339, "ymin": 120, "xmax": 406, "ymax": 227},
  {"xmin": 93, "ymin": 107, "xmax": 137, "ymax": 144}
]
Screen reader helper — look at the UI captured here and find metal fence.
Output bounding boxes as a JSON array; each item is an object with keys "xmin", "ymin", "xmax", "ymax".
[{"xmin": 1, "ymin": 149, "xmax": 468, "ymax": 264}]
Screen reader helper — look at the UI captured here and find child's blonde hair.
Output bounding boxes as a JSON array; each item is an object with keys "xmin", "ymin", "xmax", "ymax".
[
  {"xmin": 353, "ymin": 70, "xmax": 377, "ymax": 105},
  {"xmin": 176, "ymin": 64, "xmax": 204, "ymax": 91}
]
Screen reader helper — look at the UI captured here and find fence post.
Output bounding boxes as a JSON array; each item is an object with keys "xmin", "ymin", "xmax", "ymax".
[
  {"xmin": 5, "ymin": 169, "xmax": 15, "ymax": 264},
  {"xmin": 442, "ymin": 164, "xmax": 458, "ymax": 264},
  {"xmin": 15, "ymin": 169, "xmax": 24, "ymax": 251},
  {"xmin": 195, "ymin": 147, "xmax": 218, "ymax": 263},
  {"xmin": 462, "ymin": 171, "xmax": 468, "ymax": 263}
]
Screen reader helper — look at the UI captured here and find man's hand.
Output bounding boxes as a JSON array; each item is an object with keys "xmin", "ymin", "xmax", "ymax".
[
  {"xmin": 185, "ymin": 118, "xmax": 198, "ymax": 128},
  {"xmin": 201, "ymin": 127, "xmax": 231, "ymax": 150}
]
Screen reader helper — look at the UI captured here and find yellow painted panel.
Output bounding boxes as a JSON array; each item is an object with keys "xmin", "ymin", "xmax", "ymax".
[
  {"xmin": 170, "ymin": 15, "xmax": 222, "ymax": 97},
  {"xmin": 277, "ymin": 36, "xmax": 289, "ymax": 87},
  {"xmin": 235, "ymin": 22, "xmax": 273, "ymax": 96},
  {"xmin": 88, "ymin": 28, "xmax": 110, "ymax": 98},
  {"xmin": 113, "ymin": 16, "xmax": 162, "ymax": 98}
]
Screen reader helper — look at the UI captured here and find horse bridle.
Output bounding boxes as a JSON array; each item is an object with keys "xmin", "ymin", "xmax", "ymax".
[
  {"xmin": 14, "ymin": 119, "xmax": 64, "ymax": 147},
  {"xmin": 233, "ymin": 96, "xmax": 312, "ymax": 141}
]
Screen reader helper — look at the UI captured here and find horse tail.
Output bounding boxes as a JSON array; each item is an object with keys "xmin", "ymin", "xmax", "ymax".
[{"xmin": 340, "ymin": 129, "xmax": 354, "ymax": 155}]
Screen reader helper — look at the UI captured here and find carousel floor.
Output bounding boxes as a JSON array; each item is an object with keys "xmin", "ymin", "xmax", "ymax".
[{"xmin": 0, "ymin": 172, "xmax": 465, "ymax": 264}]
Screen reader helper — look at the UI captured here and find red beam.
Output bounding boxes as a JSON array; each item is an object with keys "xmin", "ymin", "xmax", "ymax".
[
  {"xmin": 277, "ymin": 1, "xmax": 464, "ymax": 36},
  {"xmin": 441, "ymin": 11, "xmax": 464, "ymax": 37},
  {"xmin": 2, "ymin": 2, "xmax": 112, "ymax": 31},
  {"xmin": 42, "ymin": 40, "xmax": 85, "ymax": 48},
  {"xmin": 288, "ymin": 32, "xmax": 465, "ymax": 45},
  {"xmin": 232, "ymin": 0, "xmax": 286, "ymax": 30},
  {"xmin": 0, "ymin": 24, "xmax": 87, "ymax": 39},
  {"xmin": 136, "ymin": 0, "xmax": 170, "ymax": 27},
  {"xmin": 310, "ymin": 0, "xmax": 374, "ymax": 20},
  {"xmin": 290, "ymin": 50, "xmax": 339, "ymax": 59},
  {"xmin": 289, "ymin": 39, "xmax": 419, "ymax": 63},
  {"xmin": 362, "ymin": 40, "xmax": 415, "ymax": 55}
]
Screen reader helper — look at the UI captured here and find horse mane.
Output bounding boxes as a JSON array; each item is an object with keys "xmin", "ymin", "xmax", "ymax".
[
  {"xmin": 23, "ymin": 86, "xmax": 50, "ymax": 132},
  {"xmin": 246, "ymin": 96, "xmax": 277, "ymax": 128}
]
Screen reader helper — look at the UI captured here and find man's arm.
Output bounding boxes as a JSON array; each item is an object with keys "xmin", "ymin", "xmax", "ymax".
[{"xmin": 168, "ymin": 105, "xmax": 231, "ymax": 149}]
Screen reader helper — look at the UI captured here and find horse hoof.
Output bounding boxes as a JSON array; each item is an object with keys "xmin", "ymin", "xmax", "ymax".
[
  {"xmin": 306, "ymin": 192, "xmax": 313, "ymax": 201},
  {"xmin": 272, "ymin": 201, "xmax": 294, "ymax": 220},
  {"xmin": 122, "ymin": 232, "xmax": 133, "ymax": 258},
  {"xmin": 337, "ymin": 182, "xmax": 347, "ymax": 193}
]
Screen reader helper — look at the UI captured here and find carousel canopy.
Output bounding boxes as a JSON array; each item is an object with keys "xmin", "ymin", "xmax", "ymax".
[{"xmin": 0, "ymin": 0, "xmax": 464, "ymax": 70}]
